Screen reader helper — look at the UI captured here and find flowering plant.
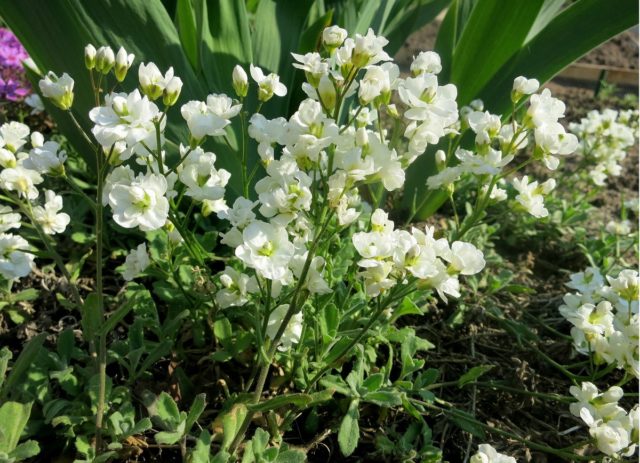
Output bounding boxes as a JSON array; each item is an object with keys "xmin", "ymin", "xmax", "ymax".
[{"xmin": 0, "ymin": 24, "xmax": 636, "ymax": 463}]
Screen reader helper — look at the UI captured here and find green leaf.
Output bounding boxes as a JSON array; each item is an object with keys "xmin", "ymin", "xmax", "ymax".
[
  {"xmin": 81, "ymin": 293, "xmax": 102, "ymax": 343},
  {"xmin": 384, "ymin": 0, "xmax": 451, "ymax": 55},
  {"xmin": 8, "ymin": 440, "xmax": 40, "ymax": 460},
  {"xmin": 361, "ymin": 373, "xmax": 384, "ymax": 392},
  {"xmin": 457, "ymin": 365, "xmax": 494, "ymax": 387},
  {"xmin": 391, "ymin": 297, "xmax": 423, "ymax": 322},
  {"xmin": 451, "ymin": 0, "xmax": 545, "ymax": 104},
  {"xmin": 450, "ymin": 409, "xmax": 485, "ymax": 438},
  {"xmin": 191, "ymin": 429, "xmax": 213, "ymax": 463},
  {"xmin": 248, "ymin": 390, "xmax": 333, "ymax": 413},
  {"xmin": 200, "ymin": 0, "xmax": 253, "ymax": 92},
  {"xmin": 2, "ymin": 333, "xmax": 46, "ymax": 400},
  {"xmin": 99, "ymin": 288, "xmax": 153, "ymax": 336},
  {"xmin": 221, "ymin": 403, "xmax": 248, "ymax": 451},
  {"xmin": 338, "ymin": 399, "xmax": 360, "ymax": 456},
  {"xmin": 0, "ymin": 402, "xmax": 32, "ymax": 453},
  {"xmin": 0, "ymin": 348, "xmax": 11, "ymax": 392},
  {"xmin": 155, "ymin": 430, "xmax": 184, "ymax": 445},
  {"xmin": 319, "ymin": 303, "xmax": 339, "ymax": 343},
  {"xmin": 155, "ymin": 392, "xmax": 182, "ymax": 428},
  {"xmin": 12, "ymin": 288, "xmax": 39, "ymax": 302},
  {"xmin": 213, "ymin": 318, "xmax": 233, "ymax": 348},
  {"xmin": 185, "ymin": 393, "xmax": 207, "ymax": 434},
  {"xmin": 362, "ymin": 390, "xmax": 403, "ymax": 407},
  {"xmin": 275, "ymin": 449, "xmax": 307, "ymax": 463}
]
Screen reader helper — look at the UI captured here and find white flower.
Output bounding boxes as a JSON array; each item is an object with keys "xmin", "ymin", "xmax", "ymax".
[
  {"xmin": 232, "ymin": 65, "xmax": 249, "ymax": 98},
  {"xmin": 0, "ymin": 206, "xmax": 21, "ymax": 233},
  {"xmin": 24, "ymin": 141, "xmax": 67, "ymax": 175},
  {"xmin": 605, "ymin": 220, "xmax": 632, "ymax": 236},
  {"xmin": 0, "ymin": 121, "xmax": 30, "ymax": 153},
  {"xmin": 266, "ymin": 304, "xmax": 303, "ymax": 351},
  {"xmin": 322, "ymin": 26, "xmax": 348, "ymax": 49},
  {"xmin": 235, "ymin": 221, "xmax": 295, "ymax": 281},
  {"xmin": 181, "ymin": 100, "xmax": 230, "ymax": 141},
  {"xmin": 589, "ymin": 421, "xmax": 631, "ymax": 456},
  {"xmin": 39, "ymin": 71, "xmax": 74, "ymax": 110},
  {"xmin": 443, "ymin": 241, "xmax": 486, "ymax": 275},
  {"xmin": 470, "ymin": 444, "xmax": 516, "ymax": 463},
  {"xmin": 178, "ymin": 148, "xmax": 230, "ymax": 202},
  {"xmin": 217, "ymin": 197, "xmax": 257, "ymax": 230},
  {"xmin": 249, "ymin": 65, "xmax": 287, "ymax": 102},
  {"xmin": 32, "ymin": 190, "xmax": 70, "ymax": 235},
  {"xmin": 138, "ymin": 62, "xmax": 174, "ymax": 100},
  {"xmin": 216, "ymin": 266, "xmax": 258, "ymax": 308},
  {"xmin": 511, "ymin": 76, "xmax": 539, "ymax": 101},
  {"xmin": 566, "ymin": 267, "xmax": 604, "ymax": 295},
  {"xmin": 290, "ymin": 254, "xmax": 331, "ymax": 295},
  {"xmin": 107, "ymin": 171, "xmax": 169, "ymax": 231},
  {"xmin": 0, "ymin": 234, "xmax": 34, "ymax": 280},
  {"xmin": 426, "ymin": 166, "xmax": 462, "ymax": 190},
  {"xmin": 607, "ymin": 269, "xmax": 639, "ymax": 302},
  {"xmin": 122, "ymin": 243, "xmax": 150, "ymax": 281},
  {"xmin": 534, "ymin": 122, "xmax": 578, "ymax": 169},
  {"xmin": 411, "ymin": 51, "xmax": 442, "ymax": 76},
  {"xmin": 526, "ymin": 88, "xmax": 565, "ymax": 128},
  {"xmin": 512, "ymin": 175, "xmax": 554, "ymax": 218},
  {"xmin": 351, "ymin": 28, "xmax": 391, "ymax": 67},
  {"xmin": 358, "ymin": 63, "xmax": 398, "ymax": 105},
  {"xmin": 0, "ymin": 166, "xmax": 43, "ymax": 200},
  {"xmin": 89, "ymin": 90, "xmax": 161, "ymax": 159},
  {"xmin": 206, "ymin": 94, "xmax": 242, "ymax": 120},
  {"xmin": 291, "ymin": 52, "xmax": 328, "ymax": 87}
]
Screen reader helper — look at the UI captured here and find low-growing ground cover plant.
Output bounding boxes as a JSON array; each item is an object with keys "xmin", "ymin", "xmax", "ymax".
[{"xmin": 0, "ymin": 24, "xmax": 637, "ymax": 463}]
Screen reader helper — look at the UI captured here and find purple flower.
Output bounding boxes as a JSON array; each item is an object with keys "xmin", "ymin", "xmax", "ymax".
[{"xmin": 0, "ymin": 28, "xmax": 31, "ymax": 102}]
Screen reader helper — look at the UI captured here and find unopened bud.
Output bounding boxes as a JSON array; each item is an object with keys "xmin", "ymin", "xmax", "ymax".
[
  {"xmin": 114, "ymin": 47, "xmax": 134, "ymax": 82},
  {"xmin": 232, "ymin": 65, "xmax": 248, "ymax": 98},
  {"xmin": 163, "ymin": 76, "xmax": 183, "ymax": 106},
  {"xmin": 323, "ymin": 26, "xmax": 347, "ymax": 51},
  {"xmin": 84, "ymin": 44, "xmax": 97, "ymax": 70},
  {"xmin": 435, "ymin": 150, "xmax": 446, "ymax": 170},
  {"xmin": 96, "ymin": 46, "xmax": 115, "ymax": 75},
  {"xmin": 318, "ymin": 75, "xmax": 336, "ymax": 111}
]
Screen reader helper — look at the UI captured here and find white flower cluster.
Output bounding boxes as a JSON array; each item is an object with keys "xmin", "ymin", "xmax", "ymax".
[
  {"xmin": 352, "ymin": 209, "xmax": 485, "ymax": 299},
  {"xmin": 570, "ymin": 382, "xmax": 638, "ymax": 457},
  {"xmin": 569, "ymin": 108, "xmax": 638, "ymax": 186},
  {"xmin": 0, "ymin": 121, "xmax": 72, "ymax": 280},
  {"xmin": 430, "ymin": 82, "xmax": 578, "ymax": 220},
  {"xmin": 470, "ymin": 443, "xmax": 516, "ymax": 463},
  {"xmin": 559, "ymin": 267, "xmax": 639, "ymax": 378}
]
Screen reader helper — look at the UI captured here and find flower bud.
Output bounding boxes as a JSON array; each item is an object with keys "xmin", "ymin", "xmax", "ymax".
[
  {"xmin": 84, "ymin": 44, "xmax": 97, "ymax": 70},
  {"xmin": 511, "ymin": 76, "xmax": 539, "ymax": 103},
  {"xmin": 355, "ymin": 127, "xmax": 368, "ymax": 147},
  {"xmin": 138, "ymin": 62, "xmax": 165, "ymax": 100},
  {"xmin": 323, "ymin": 26, "xmax": 347, "ymax": 51},
  {"xmin": 114, "ymin": 47, "xmax": 135, "ymax": 82},
  {"xmin": 96, "ymin": 46, "xmax": 115, "ymax": 75},
  {"xmin": 232, "ymin": 65, "xmax": 248, "ymax": 98},
  {"xmin": 386, "ymin": 103, "xmax": 399, "ymax": 119},
  {"xmin": 39, "ymin": 71, "xmax": 74, "ymax": 110},
  {"xmin": 30, "ymin": 131, "xmax": 44, "ymax": 148},
  {"xmin": 435, "ymin": 149, "xmax": 446, "ymax": 170},
  {"xmin": 163, "ymin": 76, "xmax": 183, "ymax": 106},
  {"xmin": 318, "ymin": 75, "xmax": 336, "ymax": 111}
]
